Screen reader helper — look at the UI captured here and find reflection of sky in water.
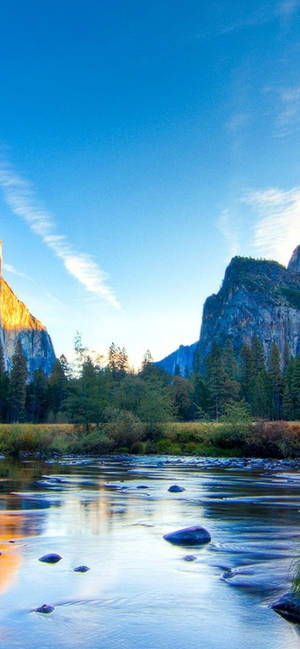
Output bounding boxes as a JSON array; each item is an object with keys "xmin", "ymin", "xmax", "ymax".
[{"xmin": 0, "ymin": 458, "xmax": 298, "ymax": 649}]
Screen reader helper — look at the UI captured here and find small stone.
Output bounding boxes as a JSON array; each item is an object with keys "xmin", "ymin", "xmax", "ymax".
[
  {"xmin": 183, "ymin": 555, "xmax": 197, "ymax": 561},
  {"xmin": 168, "ymin": 485, "xmax": 185, "ymax": 493},
  {"xmin": 34, "ymin": 604, "xmax": 55, "ymax": 614},
  {"xmin": 163, "ymin": 526, "xmax": 211, "ymax": 546},
  {"xmin": 137, "ymin": 485, "xmax": 149, "ymax": 489},
  {"xmin": 74, "ymin": 565, "xmax": 90, "ymax": 572},
  {"xmin": 39, "ymin": 553, "xmax": 62, "ymax": 564}
]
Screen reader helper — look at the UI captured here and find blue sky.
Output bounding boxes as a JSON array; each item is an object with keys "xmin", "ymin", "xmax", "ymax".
[{"xmin": 1, "ymin": 0, "xmax": 300, "ymax": 366}]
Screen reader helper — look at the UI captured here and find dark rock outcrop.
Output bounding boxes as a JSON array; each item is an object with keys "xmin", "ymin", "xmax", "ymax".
[
  {"xmin": 39, "ymin": 553, "xmax": 62, "ymax": 564},
  {"xmin": 34, "ymin": 604, "xmax": 55, "ymax": 614},
  {"xmin": 156, "ymin": 343, "xmax": 198, "ymax": 377},
  {"xmin": 163, "ymin": 525, "xmax": 211, "ymax": 546},
  {"xmin": 74, "ymin": 565, "xmax": 90, "ymax": 572},
  {"xmin": 271, "ymin": 592, "xmax": 300, "ymax": 624},
  {"xmin": 168, "ymin": 485, "xmax": 185, "ymax": 493},
  {"xmin": 157, "ymin": 246, "xmax": 300, "ymax": 373},
  {"xmin": 0, "ymin": 243, "xmax": 56, "ymax": 376}
]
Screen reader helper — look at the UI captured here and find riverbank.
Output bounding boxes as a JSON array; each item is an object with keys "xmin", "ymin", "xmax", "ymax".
[{"xmin": 0, "ymin": 420, "xmax": 299, "ymax": 458}]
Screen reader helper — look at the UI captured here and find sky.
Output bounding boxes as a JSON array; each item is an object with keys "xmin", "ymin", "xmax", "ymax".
[{"xmin": 1, "ymin": 0, "xmax": 300, "ymax": 367}]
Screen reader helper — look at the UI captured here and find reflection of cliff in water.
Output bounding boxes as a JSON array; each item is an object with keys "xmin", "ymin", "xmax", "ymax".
[{"xmin": 0, "ymin": 460, "xmax": 50, "ymax": 595}]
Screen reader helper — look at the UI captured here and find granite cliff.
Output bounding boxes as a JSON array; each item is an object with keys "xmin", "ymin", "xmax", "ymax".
[
  {"xmin": 0, "ymin": 243, "xmax": 56, "ymax": 376},
  {"xmin": 157, "ymin": 246, "xmax": 300, "ymax": 375}
]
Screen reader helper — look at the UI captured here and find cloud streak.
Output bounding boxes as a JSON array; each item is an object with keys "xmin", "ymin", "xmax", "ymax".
[
  {"xmin": 0, "ymin": 161, "xmax": 120, "ymax": 308},
  {"xmin": 3, "ymin": 263, "xmax": 31, "ymax": 280},
  {"xmin": 243, "ymin": 187, "xmax": 300, "ymax": 265}
]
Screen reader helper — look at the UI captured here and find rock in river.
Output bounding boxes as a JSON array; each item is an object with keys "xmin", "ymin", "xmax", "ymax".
[
  {"xmin": 168, "ymin": 485, "xmax": 185, "ymax": 493},
  {"xmin": 74, "ymin": 565, "xmax": 90, "ymax": 572},
  {"xmin": 271, "ymin": 593, "xmax": 300, "ymax": 624},
  {"xmin": 164, "ymin": 526, "xmax": 211, "ymax": 546},
  {"xmin": 39, "ymin": 553, "xmax": 62, "ymax": 564},
  {"xmin": 34, "ymin": 604, "xmax": 55, "ymax": 614}
]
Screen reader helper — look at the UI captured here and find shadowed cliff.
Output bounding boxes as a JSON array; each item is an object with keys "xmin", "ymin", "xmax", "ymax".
[{"xmin": 157, "ymin": 246, "xmax": 300, "ymax": 375}]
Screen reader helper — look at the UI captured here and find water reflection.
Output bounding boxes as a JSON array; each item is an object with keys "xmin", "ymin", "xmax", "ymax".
[{"xmin": 0, "ymin": 457, "xmax": 297, "ymax": 649}]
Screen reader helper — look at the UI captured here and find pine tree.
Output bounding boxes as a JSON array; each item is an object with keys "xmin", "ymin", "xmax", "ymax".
[
  {"xmin": 291, "ymin": 355, "xmax": 300, "ymax": 419},
  {"xmin": 0, "ymin": 341, "xmax": 9, "ymax": 422},
  {"xmin": 282, "ymin": 358, "xmax": 295, "ymax": 420},
  {"xmin": 192, "ymin": 343, "xmax": 201, "ymax": 375},
  {"xmin": 222, "ymin": 338, "xmax": 238, "ymax": 380},
  {"xmin": 239, "ymin": 344, "xmax": 254, "ymax": 402},
  {"xmin": 283, "ymin": 342, "xmax": 291, "ymax": 373},
  {"xmin": 26, "ymin": 368, "xmax": 48, "ymax": 422},
  {"xmin": 251, "ymin": 370, "xmax": 272, "ymax": 419},
  {"xmin": 9, "ymin": 339, "xmax": 28, "ymax": 422},
  {"xmin": 268, "ymin": 342, "xmax": 283, "ymax": 419},
  {"xmin": 205, "ymin": 342, "xmax": 225, "ymax": 419},
  {"xmin": 251, "ymin": 335, "xmax": 265, "ymax": 376},
  {"xmin": 48, "ymin": 358, "xmax": 68, "ymax": 417}
]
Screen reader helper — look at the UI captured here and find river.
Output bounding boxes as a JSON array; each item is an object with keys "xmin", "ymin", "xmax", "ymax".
[{"xmin": 0, "ymin": 455, "xmax": 299, "ymax": 649}]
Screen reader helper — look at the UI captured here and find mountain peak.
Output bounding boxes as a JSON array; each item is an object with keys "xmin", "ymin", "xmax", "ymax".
[{"xmin": 288, "ymin": 245, "xmax": 300, "ymax": 274}]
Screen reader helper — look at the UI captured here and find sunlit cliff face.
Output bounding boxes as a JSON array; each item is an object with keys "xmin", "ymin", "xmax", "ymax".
[
  {"xmin": 0, "ymin": 278, "xmax": 46, "ymax": 332},
  {"xmin": 0, "ymin": 512, "xmax": 26, "ymax": 595}
]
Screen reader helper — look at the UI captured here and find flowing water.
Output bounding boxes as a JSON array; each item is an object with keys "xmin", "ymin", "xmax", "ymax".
[{"xmin": 0, "ymin": 455, "xmax": 299, "ymax": 649}]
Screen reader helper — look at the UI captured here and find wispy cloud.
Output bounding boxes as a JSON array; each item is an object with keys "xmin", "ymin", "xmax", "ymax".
[
  {"xmin": 243, "ymin": 187, "xmax": 300, "ymax": 265},
  {"xmin": 276, "ymin": 0, "xmax": 299, "ymax": 18},
  {"xmin": 275, "ymin": 85, "xmax": 300, "ymax": 136},
  {"xmin": 0, "ymin": 160, "xmax": 120, "ymax": 309},
  {"xmin": 217, "ymin": 209, "xmax": 240, "ymax": 260},
  {"xmin": 221, "ymin": 1, "xmax": 298, "ymax": 35},
  {"xmin": 3, "ymin": 263, "xmax": 31, "ymax": 280}
]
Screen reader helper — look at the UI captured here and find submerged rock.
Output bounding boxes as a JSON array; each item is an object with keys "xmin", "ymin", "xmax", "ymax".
[
  {"xmin": 39, "ymin": 553, "xmax": 62, "ymax": 564},
  {"xmin": 164, "ymin": 526, "xmax": 211, "ymax": 546},
  {"xmin": 183, "ymin": 555, "xmax": 197, "ymax": 561},
  {"xmin": 271, "ymin": 593, "xmax": 300, "ymax": 624},
  {"xmin": 34, "ymin": 604, "xmax": 55, "ymax": 614},
  {"xmin": 136, "ymin": 485, "xmax": 149, "ymax": 489},
  {"xmin": 74, "ymin": 565, "xmax": 90, "ymax": 572},
  {"xmin": 168, "ymin": 485, "xmax": 185, "ymax": 493}
]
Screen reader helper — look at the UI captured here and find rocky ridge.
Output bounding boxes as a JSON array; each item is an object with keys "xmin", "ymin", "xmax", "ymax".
[
  {"xmin": 157, "ymin": 246, "xmax": 300, "ymax": 375},
  {"xmin": 0, "ymin": 243, "xmax": 56, "ymax": 376}
]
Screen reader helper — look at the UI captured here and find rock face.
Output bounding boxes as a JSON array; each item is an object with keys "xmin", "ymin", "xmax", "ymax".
[
  {"xmin": 156, "ymin": 342, "xmax": 198, "ymax": 377},
  {"xmin": 157, "ymin": 246, "xmax": 300, "ymax": 374},
  {"xmin": 0, "ymin": 243, "xmax": 56, "ymax": 376}
]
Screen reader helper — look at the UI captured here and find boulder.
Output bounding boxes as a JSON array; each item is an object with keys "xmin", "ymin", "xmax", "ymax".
[
  {"xmin": 271, "ymin": 592, "xmax": 300, "ymax": 624},
  {"xmin": 74, "ymin": 565, "xmax": 90, "ymax": 572},
  {"xmin": 34, "ymin": 604, "xmax": 55, "ymax": 614},
  {"xmin": 168, "ymin": 485, "xmax": 185, "ymax": 493},
  {"xmin": 39, "ymin": 553, "xmax": 62, "ymax": 564},
  {"xmin": 164, "ymin": 525, "xmax": 211, "ymax": 546}
]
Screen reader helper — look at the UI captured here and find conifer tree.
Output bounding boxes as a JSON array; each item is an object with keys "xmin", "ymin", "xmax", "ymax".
[
  {"xmin": 251, "ymin": 335, "xmax": 265, "ymax": 376},
  {"xmin": 9, "ymin": 339, "xmax": 28, "ymax": 422},
  {"xmin": 222, "ymin": 338, "xmax": 238, "ymax": 380},
  {"xmin": 205, "ymin": 342, "xmax": 225, "ymax": 419},
  {"xmin": 192, "ymin": 343, "xmax": 201, "ymax": 375},
  {"xmin": 0, "ymin": 341, "xmax": 9, "ymax": 422},
  {"xmin": 48, "ymin": 357, "xmax": 68, "ymax": 416},
  {"xmin": 26, "ymin": 368, "xmax": 48, "ymax": 422},
  {"xmin": 239, "ymin": 344, "xmax": 254, "ymax": 402},
  {"xmin": 282, "ymin": 358, "xmax": 295, "ymax": 420},
  {"xmin": 291, "ymin": 355, "xmax": 300, "ymax": 419},
  {"xmin": 251, "ymin": 370, "xmax": 272, "ymax": 419},
  {"xmin": 268, "ymin": 342, "xmax": 283, "ymax": 419}
]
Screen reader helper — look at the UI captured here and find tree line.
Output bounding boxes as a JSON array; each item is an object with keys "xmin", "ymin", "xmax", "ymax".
[{"xmin": 0, "ymin": 334, "xmax": 299, "ymax": 427}]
